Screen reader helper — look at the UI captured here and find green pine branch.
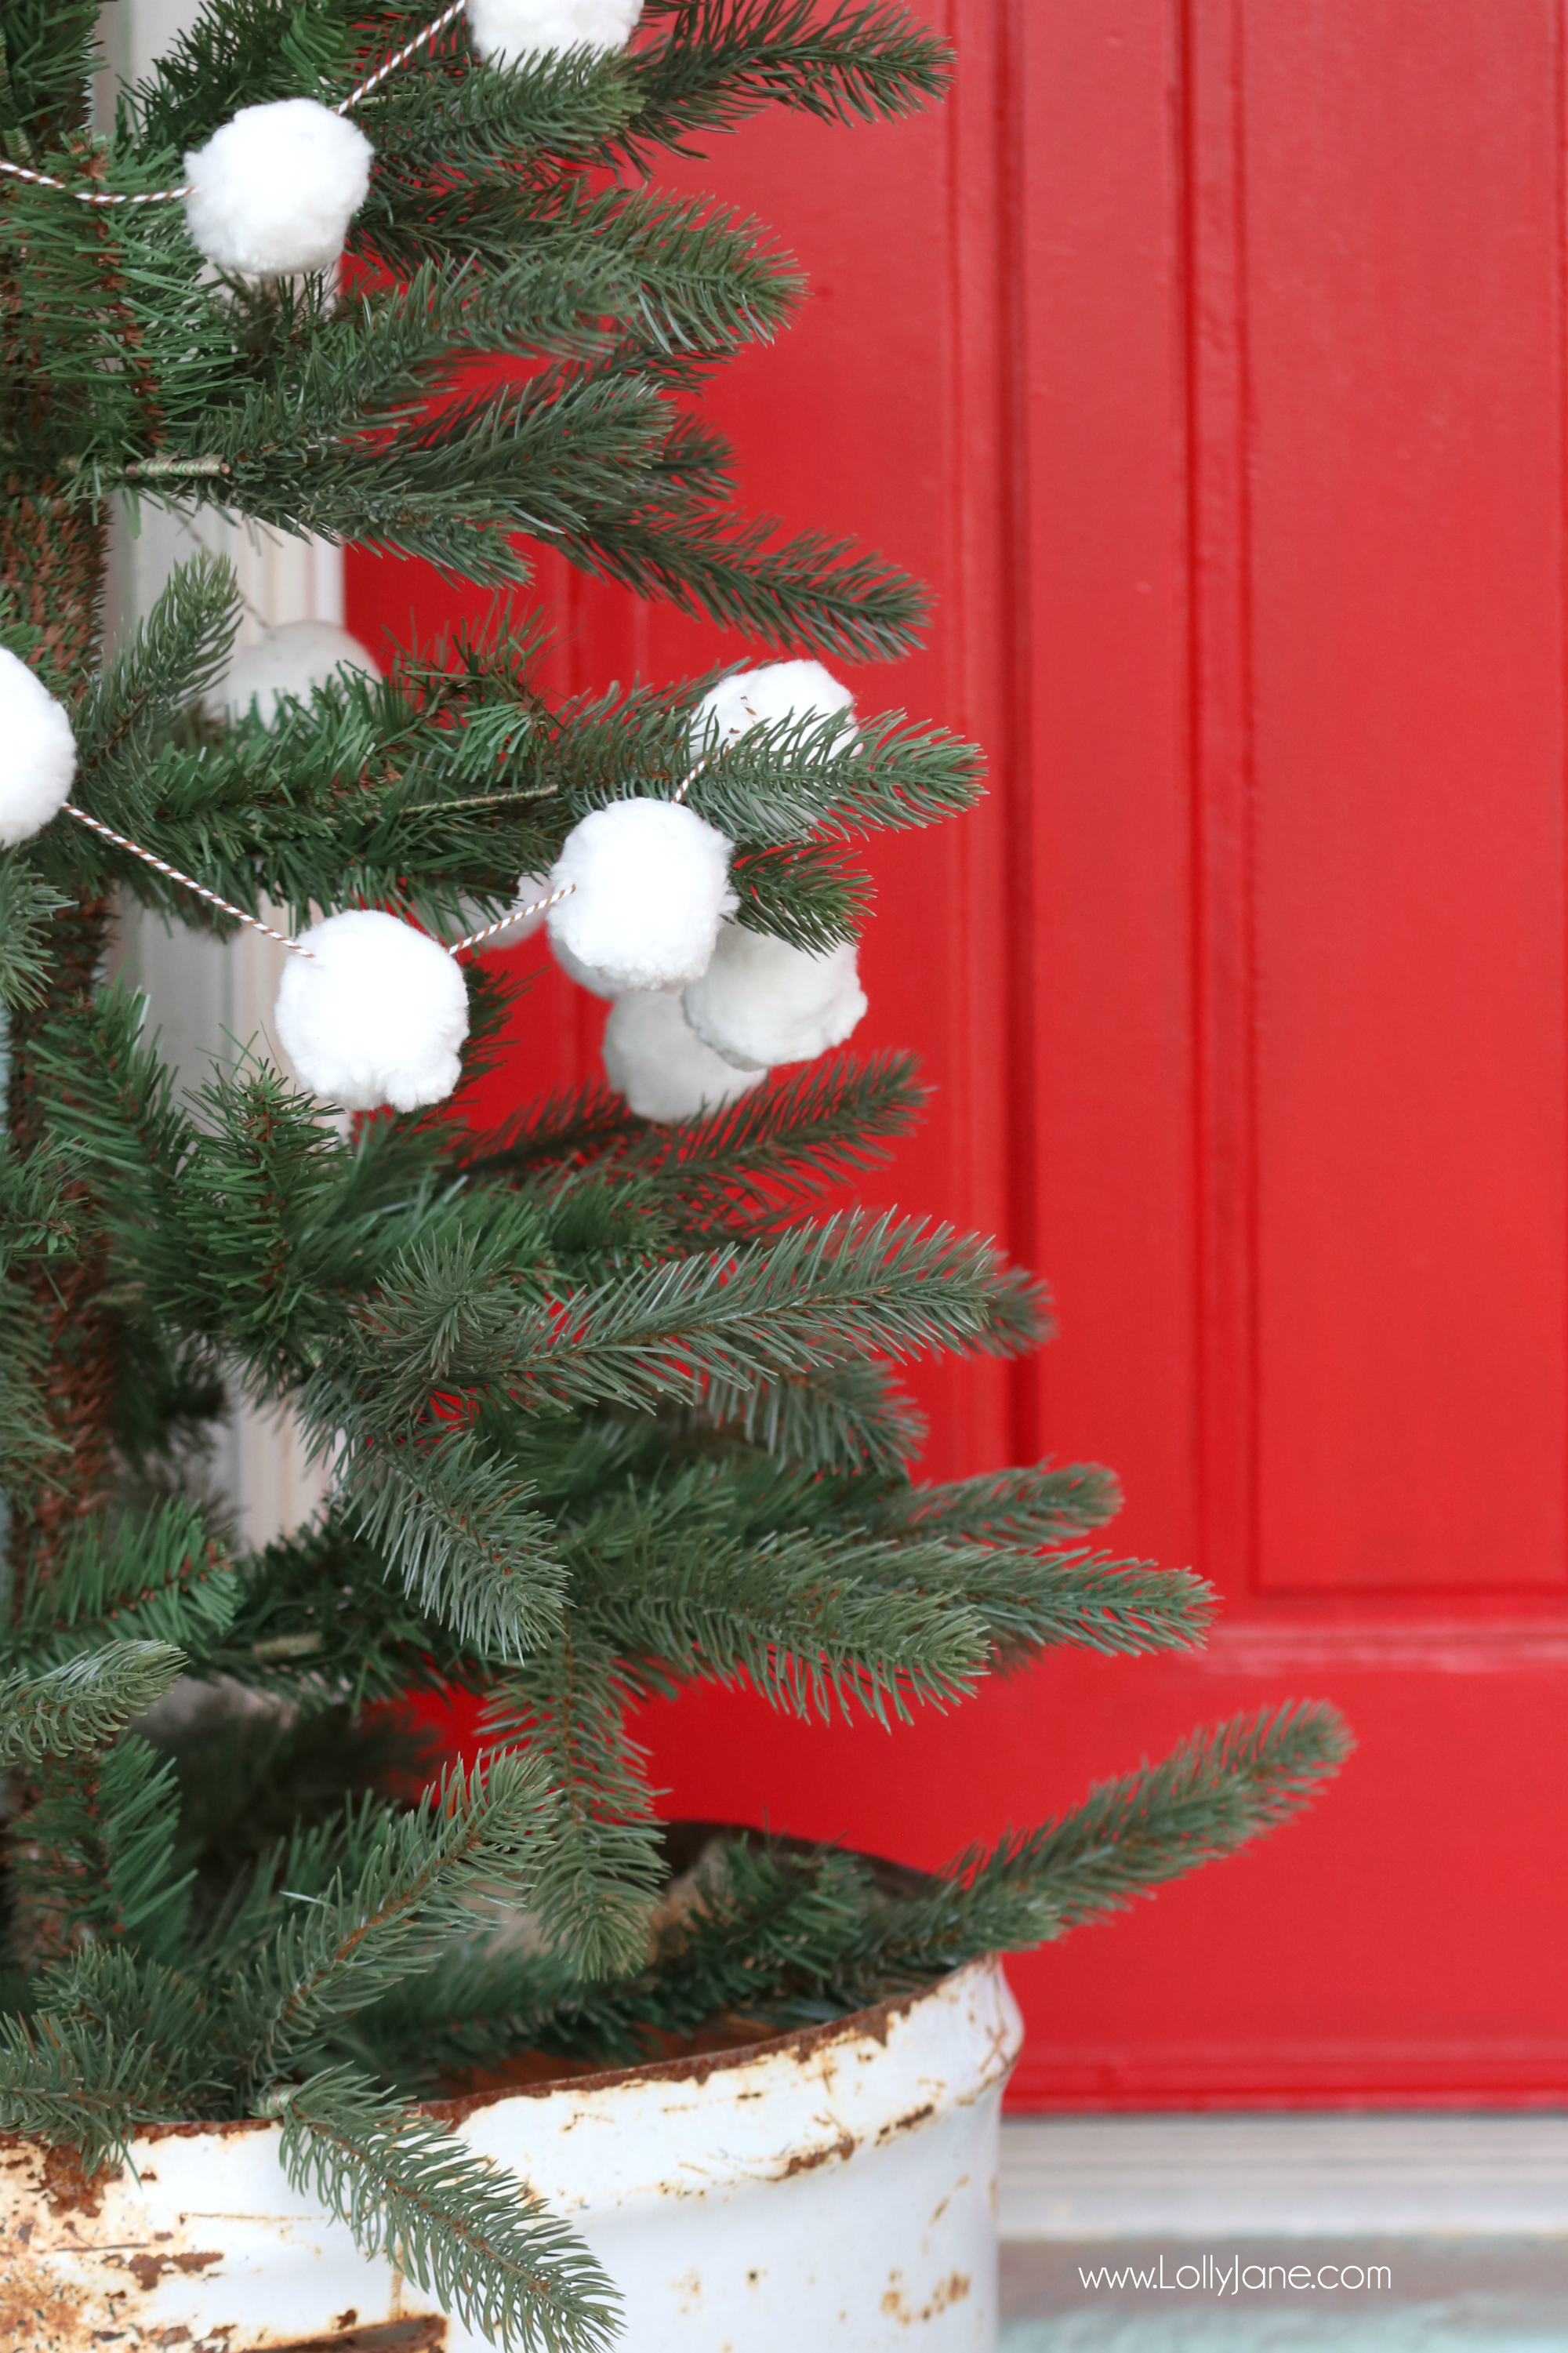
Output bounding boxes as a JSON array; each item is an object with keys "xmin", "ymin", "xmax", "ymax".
[
  {"xmin": 459, "ymin": 1051, "xmax": 930, "ymax": 1218},
  {"xmin": 483, "ymin": 1644, "xmax": 665, "ymax": 1980},
  {"xmin": 238, "ymin": 1751, "xmax": 554, "ymax": 2081},
  {"xmin": 558, "ymin": 503, "xmax": 930, "ymax": 661},
  {"xmin": 856, "ymin": 1702, "xmax": 1356, "ymax": 1966},
  {"xmin": 9, "ymin": 1499, "xmax": 238, "ymax": 1672},
  {"xmin": 11, "ymin": 1736, "xmax": 192, "ymax": 1968},
  {"xmin": 697, "ymin": 1353, "xmax": 929, "ymax": 1471},
  {"xmin": 0, "ymin": 1644, "xmax": 184, "ymax": 1767},
  {"xmin": 0, "ymin": 856, "xmax": 69, "ymax": 1011},
  {"xmin": 0, "ymin": 2001, "xmax": 192, "ymax": 2173},
  {"xmin": 280, "ymin": 2063, "xmax": 619, "ymax": 2353},
  {"xmin": 334, "ymin": 1418, "xmax": 568, "ymax": 1660},
  {"xmin": 360, "ymin": 1707, "xmax": 1351, "ymax": 2082},
  {"xmin": 624, "ymin": 0, "xmax": 952, "ymax": 152},
  {"xmin": 212, "ymin": 1512, "xmax": 477, "ymax": 1706}
]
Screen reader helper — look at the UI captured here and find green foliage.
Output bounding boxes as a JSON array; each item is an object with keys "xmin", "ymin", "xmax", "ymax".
[
  {"xmin": 352, "ymin": 1705, "xmax": 1352, "ymax": 2088},
  {"xmin": 337, "ymin": 1420, "xmax": 568, "ymax": 1660},
  {"xmin": 0, "ymin": 2, "xmax": 103, "ymax": 151},
  {"xmin": 0, "ymin": 1974, "xmax": 204, "ymax": 2173},
  {"xmin": 0, "ymin": 2, "xmax": 1350, "ymax": 2345},
  {"xmin": 11, "ymin": 1734, "xmax": 191, "ymax": 1964},
  {"xmin": 281, "ymin": 2064, "xmax": 619, "ymax": 2353},
  {"xmin": 13, "ymin": 1499, "xmax": 239, "ymax": 1667},
  {"xmin": 0, "ymin": 858, "xmax": 69, "ymax": 1011},
  {"xmin": 236, "ymin": 1752, "xmax": 555, "ymax": 2081},
  {"xmin": 626, "ymin": 0, "xmax": 952, "ymax": 150},
  {"xmin": 917, "ymin": 1702, "xmax": 1356, "ymax": 1946},
  {"xmin": 483, "ymin": 1653, "xmax": 665, "ymax": 1980},
  {"xmin": 0, "ymin": 1644, "xmax": 184, "ymax": 1766}
]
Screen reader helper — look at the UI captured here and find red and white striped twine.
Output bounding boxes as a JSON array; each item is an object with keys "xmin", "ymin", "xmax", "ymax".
[
  {"xmin": 64, "ymin": 804, "xmax": 311, "ymax": 952},
  {"xmin": 64, "ymin": 803, "xmax": 574, "ymax": 962},
  {"xmin": 340, "ymin": 0, "xmax": 468, "ymax": 111},
  {"xmin": 446, "ymin": 881, "xmax": 575, "ymax": 956}
]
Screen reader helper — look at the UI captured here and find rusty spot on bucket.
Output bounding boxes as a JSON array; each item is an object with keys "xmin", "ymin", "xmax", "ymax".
[
  {"xmin": 876, "ymin": 2101, "xmax": 935, "ymax": 2144},
  {"xmin": 270, "ymin": 2322, "xmax": 445, "ymax": 2351},
  {"xmin": 121, "ymin": 2248, "xmax": 223, "ymax": 2292},
  {"xmin": 0, "ymin": 2242, "xmax": 88, "ymax": 2350},
  {"xmin": 880, "ymin": 2270, "xmax": 971, "ymax": 2326},
  {"xmin": 39, "ymin": 2144, "xmax": 109, "ymax": 2219},
  {"xmin": 779, "ymin": 2129, "xmax": 857, "ymax": 2178}
]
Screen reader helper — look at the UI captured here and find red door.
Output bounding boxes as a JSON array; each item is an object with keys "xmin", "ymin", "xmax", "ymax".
[{"xmin": 350, "ymin": 0, "xmax": 1568, "ymax": 2107}]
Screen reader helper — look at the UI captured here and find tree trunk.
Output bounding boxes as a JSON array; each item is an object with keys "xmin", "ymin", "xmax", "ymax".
[{"xmin": 2, "ymin": 489, "xmax": 115, "ymax": 1600}]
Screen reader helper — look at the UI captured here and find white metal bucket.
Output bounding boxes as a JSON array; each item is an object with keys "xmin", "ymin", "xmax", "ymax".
[{"xmin": 0, "ymin": 1952, "xmax": 1022, "ymax": 2350}]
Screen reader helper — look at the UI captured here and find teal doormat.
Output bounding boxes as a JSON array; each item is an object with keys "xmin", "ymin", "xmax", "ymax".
[{"xmin": 1000, "ymin": 2308, "xmax": 1568, "ymax": 2350}]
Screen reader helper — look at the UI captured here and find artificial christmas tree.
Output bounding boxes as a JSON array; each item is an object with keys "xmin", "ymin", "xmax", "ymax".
[{"xmin": 0, "ymin": 2, "xmax": 1348, "ymax": 2344}]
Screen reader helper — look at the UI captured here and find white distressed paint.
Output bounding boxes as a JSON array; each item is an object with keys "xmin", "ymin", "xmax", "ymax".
[
  {"xmin": 0, "ymin": 1955, "xmax": 1022, "ymax": 2350},
  {"xmin": 997, "ymin": 2113, "xmax": 1568, "ymax": 2242}
]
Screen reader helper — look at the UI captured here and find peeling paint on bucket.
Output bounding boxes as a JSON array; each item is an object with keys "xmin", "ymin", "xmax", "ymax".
[{"xmin": 0, "ymin": 1954, "xmax": 1022, "ymax": 2350}]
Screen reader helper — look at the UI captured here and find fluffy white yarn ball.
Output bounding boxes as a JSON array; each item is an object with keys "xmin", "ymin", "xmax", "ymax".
[
  {"xmin": 548, "ymin": 798, "xmax": 735, "ymax": 993},
  {"xmin": 683, "ymin": 923, "xmax": 866, "ymax": 1071},
  {"xmin": 205, "ymin": 620, "xmax": 381, "ymax": 729},
  {"xmin": 467, "ymin": 0, "xmax": 643, "ymax": 64},
  {"xmin": 275, "ymin": 910, "xmax": 469, "ymax": 1113},
  {"xmin": 603, "ymin": 989, "xmax": 766, "ymax": 1123},
  {"xmin": 690, "ymin": 659, "xmax": 856, "ymax": 757},
  {"xmin": 183, "ymin": 100, "xmax": 373, "ymax": 276},
  {"xmin": 0, "ymin": 648, "xmax": 75, "ymax": 849},
  {"xmin": 550, "ymin": 931, "xmax": 618, "ymax": 998}
]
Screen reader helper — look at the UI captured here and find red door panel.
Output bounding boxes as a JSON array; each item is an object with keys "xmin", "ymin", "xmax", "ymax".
[
  {"xmin": 1244, "ymin": 0, "xmax": 1568, "ymax": 1596},
  {"xmin": 350, "ymin": 0, "xmax": 1568, "ymax": 2104}
]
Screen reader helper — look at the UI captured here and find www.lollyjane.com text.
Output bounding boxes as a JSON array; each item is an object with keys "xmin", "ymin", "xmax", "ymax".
[{"xmin": 1077, "ymin": 2256, "xmax": 1393, "ymax": 2299}]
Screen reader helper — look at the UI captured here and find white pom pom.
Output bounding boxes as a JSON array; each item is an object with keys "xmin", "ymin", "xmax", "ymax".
[
  {"xmin": 0, "ymin": 648, "xmax": 75, "ymax": 848},
  {"xmin": 603, "ymin": 989, "xmax": 766, "ymax": 1123},
  {"xmin": 683, "ymin": 923, "xmax": 866, "ymax": 1071},
  {"xmin": 548, "ymin": 798, "xmax": 735, "ymax": 993},
  {"xmin": 275, "ymin": 910, "xmax": 468, "ymax": 1113},
  {"xmin": 183, "ymin": 100, "xmax": 373, "ymax": 276},
  {"xmin": 691, "ymin": 659, "xmax": 856, "ymax": 757},
  {"xmin": 205, "ymin": 620, "xmax": 381, "ymax": 728},
  {"xmin": 550, "ymin": 931, "xmax": 619, "ymax": 998},
  {"xmin": 467, "ymin": 0, "xmax": 643, "ymax": 64}
]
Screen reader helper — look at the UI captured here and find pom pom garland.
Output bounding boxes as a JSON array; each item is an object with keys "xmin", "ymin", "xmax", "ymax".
[
  {"xmin": 548, "ymin": 798, "xmax": 736, "ymax": 993},
  {"xmin": 603, "ymin": 989, "xmax": 766, "ymax": 1124},
  {"xmin": 205, "ymin": 620, "xmax": 381, "ymax": 729},
  {"xmin": 275, "ymin": 910, "xmax": 470, "ymax": 1113},
  {"xmin": 183, "ymin": 100, "xmax": 373, "ymax": 276},
  {"xmin": 466, "ymin": 0, "xmax": 644, "ymax": 63},
  {"xmin": 8, "ymin": 5, "xmax": 875, "ymax": 1118},
  {"xmin": 0, "ymin": 4, "xmax": 614, "ymax": 242},
  {"xmin": 683, "ymin": 924, "xmax": 867, "ymax": 1071},
  {"xmin": 0, "ymin": 649, "xmax": 76, "ymax": 848},
  {"xmin": 690, "ymin": 659, "xmax": 857, "ymax": 758}
]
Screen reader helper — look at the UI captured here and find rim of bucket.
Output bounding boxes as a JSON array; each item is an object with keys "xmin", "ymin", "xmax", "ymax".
[{"xmin": 428, "ymin": 1817, "xmax": 961, "ymax": 2119}]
